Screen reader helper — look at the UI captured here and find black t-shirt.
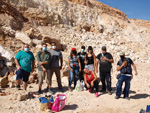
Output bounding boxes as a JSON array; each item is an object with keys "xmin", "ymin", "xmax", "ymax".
[
  {"xmin": 96, "ymin": 52, "xmax": 113, "ymax": 72},
  {"xmin": 78, "ymin": 52, "xmax": 86, "ymax": 69}
]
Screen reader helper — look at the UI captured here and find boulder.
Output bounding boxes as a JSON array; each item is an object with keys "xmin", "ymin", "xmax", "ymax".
[{"xmin": 15, "ymin": 32, "xmax": 31, "ymax": 44}]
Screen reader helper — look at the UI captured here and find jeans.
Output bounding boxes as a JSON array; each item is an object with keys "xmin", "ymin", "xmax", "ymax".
[
  {"xmin": 69, "ymin": 67, "xmax": 79, "ymax": 87},
  {"xmin": 100, "ymin": 70, "xmax": 112, "ymax": 91},
  {"xmin": 116, "ymin": 74, "xmax": 131, "ymax": 98}
]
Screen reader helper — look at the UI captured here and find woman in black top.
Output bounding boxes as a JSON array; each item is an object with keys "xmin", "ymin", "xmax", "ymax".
[{"xmin": 84, "ymin": 46, "xmax": 96, "ymax": 71}]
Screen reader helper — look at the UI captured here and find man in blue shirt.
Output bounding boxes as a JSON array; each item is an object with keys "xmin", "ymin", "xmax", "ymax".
[{"xmin": 15, "ymin": 43, "xmax": 35, "ymax": 90}]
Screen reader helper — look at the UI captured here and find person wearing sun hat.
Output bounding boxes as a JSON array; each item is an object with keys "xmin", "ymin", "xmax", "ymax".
[
  {"xmin": 68, "ymin": 47, "xmax": 81, "ymax": 91},
  {"xmin": 115, "ymin": 52, "xmax": 138, "ymax": 100}
]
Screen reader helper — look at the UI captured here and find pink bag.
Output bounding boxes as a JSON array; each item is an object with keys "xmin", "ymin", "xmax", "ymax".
[{"xmin": 51, "ymin": 94, "xmax": 67, "ymax": 112}]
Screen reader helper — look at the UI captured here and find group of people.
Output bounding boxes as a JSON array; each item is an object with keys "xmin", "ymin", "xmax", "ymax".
[{"xmin": 15, "ymin": 43, "xmax": 138, "ymax": 99}]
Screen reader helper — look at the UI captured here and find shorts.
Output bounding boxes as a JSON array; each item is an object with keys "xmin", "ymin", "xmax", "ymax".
[
  {"xmin": 38, "ymin": 70, "xmax": 51, "ymax": 85},
  {"xmin": 84, "ymin": 64, "xmax": 94, "ymax": 71},
  {"xmin": 16, "ymin": 69, "xmax": 30, "ymax": 82}
]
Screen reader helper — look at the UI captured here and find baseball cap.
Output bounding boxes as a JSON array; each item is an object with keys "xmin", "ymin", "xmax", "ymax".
[
  {"xmin": 120, "ymin": 52, "xmax": 125, "ymax": 56},
  {"xmin": 102, "ymin": 46, "xmax": 106, "ymax": 50}
]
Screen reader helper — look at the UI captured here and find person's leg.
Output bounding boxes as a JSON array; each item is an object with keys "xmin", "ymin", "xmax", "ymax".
[
  {"xmin": 38, "ymin": 71, "xmax": 44, "ymax": 91},
  {"xmin": 46, "ymin": 70, "xmax": 51, "ymax": 89},
  {"xmin": 94, "ymin": 80, "xmax": 99, "ymax": 92},
  {"xmin": 16, "ymin": 69, "xmax": 23, "ymax": 89},
  {"xmin": 116, "ymin": 75, "xmax": 125, "ymax": 98},
  {"xmin": 69, "ymin": 68, "xmax": 74, "ymax": 87},
  {"xmin": 100, "ymin": 71, "xmax": 106, "ymax": 91},
  {"xmin": 124, "ymin": 76, "xmax": 131, "ymax": 98},
  {"xmin": 49, "ymin": 68, "xmax": 54, "ymax": 88},
  {"xmin": 22, "ymin": 70, "xmax": 30, "ymax": 90},
  {"xmin": 74, "ymin": 67, "xmax": 79, "ymax": 88},
  {"xmin": 105, "ymin": 72, "xmax": 112, "ymax": 91},
  {"xmin": 79, "ymin": 70, "xmax": 84, "ymax": 81},
  {"xmin": 54, "ymin": 68, "xmax": 62, "ymax": 88}
]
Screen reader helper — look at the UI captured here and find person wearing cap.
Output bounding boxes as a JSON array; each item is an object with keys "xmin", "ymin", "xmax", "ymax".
[
  {"xmin": 96, "ymin": 46, "xmax": 114, "ymax": 94},
  {"xmin": 115, "ymin": 52, "xmax": 138, "ymax": 100},
  {"xmin": 77, "ymin": 46, "xmax": 87, "ymax": 81},
  {"xmin": 84, "ymin": 46, "xmax": 96, "ymax": 71},
  {"xmin": 68, "ymin": 48, "xmax": 81, "ymax": 91},
  {"xmin": 48, "ymin": 42, "xmax": 63, "ymax": 93}
]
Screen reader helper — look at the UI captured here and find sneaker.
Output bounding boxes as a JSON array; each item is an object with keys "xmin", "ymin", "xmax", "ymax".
[
  {"xmin": 16, "ymin": 85, "xmax": 21, "ymax": 90},
  {"xmin": 68, "ymin": 86, "xmax": 72, "ymax": 91},
  {"xmin": 115, "ymin": 96, "xmax": 119, "ymax": 99},
  {"xmin": 106, "ymin": 89, "xmax": 112, "ymax": 95},
  {"xmin": 49, "ymin": 88, "xmax": 54, "ymax": 94},
  {"xmin": 95, "ymin": 92, "xmax": 98, "ymax": 97},
  {"xmin": 125, "ymin": 97, "xmax": 130, "ymax": 100},
  {"xmin": 88, "ymin": 88, "xmax": 92, "ymax": 93}
]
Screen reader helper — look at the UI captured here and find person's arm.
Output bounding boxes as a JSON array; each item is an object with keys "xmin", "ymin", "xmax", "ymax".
[
  {"xmin": 106, "ymin": 58, "xmax": 114, "ymax": 63},
  {"xmin": 36, "ymin": 52, "xmax": 47, "ymax": 71},
  {"xmin": 95, "ymin": 58, "xmax": 99, "ymax": 73},
  {"xmin": 83, "ymin": 73, "xmax": 90, "ymax": 88},
  {"xmin": 60, "ymin": 57, "xmax": 63, "ymax": 70},
  {"xmin": 117, "ymin": 64, "xmax": 126, "ymax": 71},
  {"xmin": 78, "ymin": 58, "xmax": 81, "ymax": 71},
  {"xmin": 15, "ymin": 59, "xmax": 21, "ymax": 71},
  {"xmin": 93, "ymin": 53, "xmax": 96, "ymax": 71},
  {"xmin": 91, "ymin": 70, "xmax": 97, "ymax": 82},
  {"xmin": 132, "ymin": 63, "xmax": 138, "ymax": 75},
  {"xmin": 68, "ymin": 58, "xmax": 73, "ymax": 72},
  {"xmin": 84, "ymin": 54, "xmax": 88, "ymax": 64},
  {"xmin": 31, "ymin": 60, "xmax": 35, "ymax": 73}
]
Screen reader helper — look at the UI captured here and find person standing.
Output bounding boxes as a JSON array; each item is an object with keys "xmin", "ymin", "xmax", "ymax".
[
  {"xmin": 96, "ymin": 46, "xmax": 114, "ymax": 94},
  {"xmin": 68, "ymin": 48, "xmax": 81, "ymax": 91},
  {"xmin": 115, "ymin": 52, "xmax": 138, "ymax": 100},
  {"xmin": 36, "ymin": 43, "xmax": 51, "ymax": 94},
  {"xmin": 49, "ymin": 42, "xmax": 63, "ymax": 92},
  {"xmin": 15, "ymin": 43, "xmax": 35, "ymax": 90},
  {"xmin": 84, "ymin": 46, "xmax": 96, "ymax": 71},
  {"xmin": 77, "ymin": 46, "xmax": 86, "ymax": 81}
]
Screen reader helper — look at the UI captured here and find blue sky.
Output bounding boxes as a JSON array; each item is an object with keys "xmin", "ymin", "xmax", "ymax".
[{"xmin": 98, "ymin": 0, "xmax": 150, "ymax": 20}]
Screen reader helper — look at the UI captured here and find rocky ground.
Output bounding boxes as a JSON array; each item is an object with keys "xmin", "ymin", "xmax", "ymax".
[
  {"xmin": 0, "ymin": 63, "xmax": 150, "ymax": 113},
  {"xmin": 0, "ymin": 0, "xmax": 150, "ymax": 113}
]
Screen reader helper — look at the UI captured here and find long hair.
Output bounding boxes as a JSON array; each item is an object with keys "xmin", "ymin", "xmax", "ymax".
[{"xmin": 70, "ymin": 50, "xmax": 77, "ymax": 59}]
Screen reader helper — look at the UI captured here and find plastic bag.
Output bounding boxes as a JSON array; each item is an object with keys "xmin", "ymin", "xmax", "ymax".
[
  {"xmin": 51, "ymin": 94, "xmax": 67, "ymax": 112},
  {"xmin": 75, "ymin": 80, "xmax": 82, "ymax": 91},
  {"xmin": 80, "ymin": 80, "xmax": 86, "ymax": 91}
]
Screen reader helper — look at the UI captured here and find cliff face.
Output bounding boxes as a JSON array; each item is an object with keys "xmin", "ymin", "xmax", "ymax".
[{"xmin": 0, "ymin": 0, "xmax": 150, "ymax": 64}]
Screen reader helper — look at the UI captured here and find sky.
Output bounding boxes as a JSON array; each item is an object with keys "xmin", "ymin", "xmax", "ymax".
[{"xmin": 98, "ymin": 0, "xmax": 150, "ymax": 20}]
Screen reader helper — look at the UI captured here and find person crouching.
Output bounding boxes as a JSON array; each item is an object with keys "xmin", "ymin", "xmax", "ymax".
[{"xmin": 83, "ymin": 68, "xmax": 99, "ymax": 97}]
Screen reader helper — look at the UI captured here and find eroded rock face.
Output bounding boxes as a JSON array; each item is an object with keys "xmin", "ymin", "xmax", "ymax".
[{"xmin": 0, "ymin": 0, "xmax": 150, "ymax": 70}]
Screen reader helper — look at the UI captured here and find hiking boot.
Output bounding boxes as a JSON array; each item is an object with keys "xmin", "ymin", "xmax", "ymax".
[
  {"xmin": 95, "ymin": 92, "xmax": 98, "ymax": 97},
  {"xmin": 125, "ymin": 97, "xmax": 130, "ymax": 100},
  {"xmin": 68, "ymin": 86, "xmax": 72, "ymax": 91},
  {"xmin": 115, "ymin": 96, "xmax": 119, "ymax": 99},
  {"xmin": 16, "ymin": 85, "xmax": 21, "ymax": 90},
  {"xmin": 49, "ymin": 88, "xmax": 54, "ymax": 94},
  {"xmin": 106, "ymin": 90, "xmax": 112, "ymax": 95}
]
